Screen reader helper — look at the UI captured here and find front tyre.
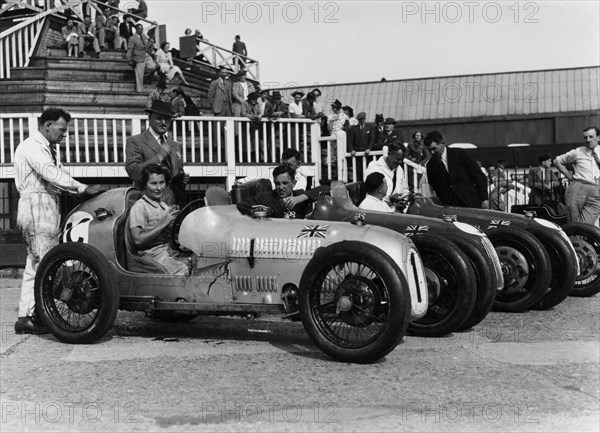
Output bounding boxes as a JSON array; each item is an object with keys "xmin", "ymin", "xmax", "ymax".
[
  {"xmin": 298, "ymin": 242, "xmax": 410, "ymax": 363},
  {"xmin": 407, "ymin": 234, "xmax": 476, "ymax": 337},
  {"xmin": 564, "ymin": 223, "xmax": 600, "ymax": 297},
  {"xmin": 34, "ymin": 243, "xmax": 119, "ymax": 344},
  {"xmin": 487, "ymin": 227, "xmax": 551, "ymax": 312}
]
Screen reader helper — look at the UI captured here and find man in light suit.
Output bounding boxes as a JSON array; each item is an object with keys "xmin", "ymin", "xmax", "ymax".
[
  {"xmin": 425, "ymin": 131, "xmax": 488, "ymax": 208},
  {"xmin": 208, "ymin": 66, "xmax": 233, "ymax": 116},
  {"xmin": 126, "ymin": 23, "xmax": 158, "ymax": 92},
  {"xmin": 231, "ymin": 69, "xmax": 255, "ymax": 117},
  {"xmin": 77, "ymin": 15, "xmax": 101, "ymax": 58},
  {"xmin": 125, "ymin": 100, "xmax": 189, "ymax": 206}
]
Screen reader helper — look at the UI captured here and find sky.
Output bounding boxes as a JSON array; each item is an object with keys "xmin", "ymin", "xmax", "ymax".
[{"xmin": 138, "ymin": 0, "xmax": 599, "ymax": 88}]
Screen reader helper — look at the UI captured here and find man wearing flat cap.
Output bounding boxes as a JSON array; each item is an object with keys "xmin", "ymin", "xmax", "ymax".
[
  {"xmin": 207, "ymin": 66, "xmax": 233, "ymax": 116},
  {"xmin": 126, "ymin": 100, "xmax": 189, "ymax": 206},
  {"xmin": 373, "ymin": 117, "xmax": 404, "ymax": 151}
]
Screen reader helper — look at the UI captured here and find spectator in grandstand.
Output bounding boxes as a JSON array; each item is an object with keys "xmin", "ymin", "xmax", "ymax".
[
  {"xmin": 77, "ymin": 15, "xmax": 101, "ymax": 58},
  {"xmin": 156, "ymin": 42, "xmax": 190, "ymax": 85},
  {"xmin": 125, "ymin": 100, "xmax": 189, "ymax": 206},
  {"xmin": 129, "ymin": 164, "xmax": 188, "ymax": 275},
  {"xmin": 94, "ymin": 9, "xmax": 119, "ymax": 50},
  {"xmin": 232, "ymin": 69, "xmax": 255, "ymax": 117},
  {"xmin": 127, "ymin": 24, "xmax": 158, "ymax": 92},
  {"xmin": 232, "ymin": 34, "xmax": 248, "ymax": 66},
  {"xmin": 373, "ymin": 118, "xmax": 403, "ymax": 151},
  {"xmin": 171, "ymin": 88, "xmax": 187, "ymax": 117},
  {"xmin": 241, "ymin": 91, "xmax": 262, "ymax": 120},
  {"xmin": 425, "ymin": 131, "xmax": 488, "ymax": 208},
  {"xmin": 407, "ymin": 130, "xmax": 430, "ymax": 165},
  {"xmin": 207, "ymin": 66, "xmax": 233, "ymax": 117},
  {"xmin": 264, "ymin": 91, "xmax": 288, "ymax": 118},
  {"xmin": 146, "ymin": 80, "xmax": 171, "ymax": 110},
  {"xmin": 311, "ymin": 89, "xmax": 324, "ymax": 116},
  {"xmin": 236, "ymin": 165, "xmax": 322, "ymax": 219},
  {"xmin": 528, "ymin": 153, "xmax": 561, "ymax": 206},
  {"xmin": 119, "ymin": 14, "xmax": 135, "ymax": 49},
  {"xmin": 365, "ymin": 142, "xmax": 410, "ymax": 208},
  {"xmin": 368, "ymin": 114, "xmax": 385, "ymax": 150},
  {"xmin": 301, "ymin": 92, "xmax": 319, "ymax": 120},
  {"xmin": 359, "ymin": 172, "xmax": 394, "ymax": 212},
  {"xmin": 348, "ymin": 112, "xmax": 370, "ymax": 155},
  {"xmin": 327, "ymin": 99, "xmax": 348, "ymax": 135},
  {"xmin": 343, "ymin": 106, "xmax": 358, "ymax": 127},
  {"xmin": 13, "ymin": 108, "xmax": 105, "ymax": 335},
  {"xmin": 258, "ymin": 89, "xmax": 271, "ymax": 116},
  {"xmin": 61, "ymin": 17, "xmax": 79, "ymax": 57},
  {"xmin": 128, "ymin": 0, "xmax": 148, "ymax": 21},
  {"xmin": 553, "ymin": 126, "xmax": 600, "ymax": 224},
  {"xmin": 288, "ymin": 91, "xmax": 305, "ymax": 118}
]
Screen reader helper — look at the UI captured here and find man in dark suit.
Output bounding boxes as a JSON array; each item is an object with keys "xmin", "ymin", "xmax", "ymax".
[
  {"xmin": 373, "ymin": 117, "xmax": 403, "ymax": 151},
  {"xmin": 425, "ymin": 131, "xmax": 488, "ymax": 208},
  {"xmin": 528, "ymin": 153, "xmax": 561, "ymax": 205},
  {"xmin": 368, "ymin": 113, "xmax": 385, "ymax": 150},
  {"xmin": 347, "ymin": 112, "xmax": 370, "ymax": 181},
  {"xmin": 125, "ymin": 100, "xmax": 189, "ymax": 206},
  {"xmin": 119, "ymin": 14, "xmax": 135, "ymax": 49},
  {"xmin": 207, "ymin": 66, "xmax": 233, "ymax": 116}
]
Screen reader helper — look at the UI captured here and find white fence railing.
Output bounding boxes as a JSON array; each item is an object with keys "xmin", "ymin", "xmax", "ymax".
[
  {"xmin": 0, "ymin": 6, "xmax": 54, "ymax": 78},
  {"xmin": 194, "ymin": 39, "xmax": 259, "ymax": 81},
  {"xmin": 0, "ymin": 113, "xmax": 323, "ymax": 189}
]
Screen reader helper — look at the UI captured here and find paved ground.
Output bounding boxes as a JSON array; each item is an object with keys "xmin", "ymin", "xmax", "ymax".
[{"xmin": 1, "ymin": 277, "xmax": 598, "ymax": 432}]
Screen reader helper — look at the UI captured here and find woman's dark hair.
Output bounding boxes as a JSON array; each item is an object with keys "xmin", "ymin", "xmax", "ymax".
[
  {"xmin": 160, "ymin": 41, "xmax": 170, "ymax": 50},
  {"xmin": 141, "ymin": 164, "xmax": 170, "ymax": 186}
]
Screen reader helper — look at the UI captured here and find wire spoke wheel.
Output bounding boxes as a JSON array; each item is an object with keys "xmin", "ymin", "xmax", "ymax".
[
  {"xmin": 564, "ymin": 223, "xmax": 600, "ymax": 297},
  {"xmin": 35, "ymin": 243, "xmax": 119, "ymax": 344},
  {"xmin": 299, "ymin": 242, "xmax": 410, "ymax": 363}
]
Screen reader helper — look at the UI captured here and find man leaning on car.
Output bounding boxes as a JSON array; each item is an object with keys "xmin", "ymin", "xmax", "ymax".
[{"xmin": 13, "ymin": 108, "xmax": 105, "ymax": 335}]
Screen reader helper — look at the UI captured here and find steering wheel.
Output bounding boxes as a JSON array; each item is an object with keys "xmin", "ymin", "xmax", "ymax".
[{"xmin": 170, "ymin": 198, "xmax": 205, "ymax": 252}]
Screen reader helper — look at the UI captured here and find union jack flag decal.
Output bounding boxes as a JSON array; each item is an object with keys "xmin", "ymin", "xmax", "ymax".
[
  {"xmin": 404, "ymin": 225, "xmax": 429, "ymax": 236},
  {"xmin": 488, "ymin": 219, "xmax": 511, "ymax": 228},
  {"xmin": 298, "ymin": 224, "xmax": 330, "ymax": 239}
]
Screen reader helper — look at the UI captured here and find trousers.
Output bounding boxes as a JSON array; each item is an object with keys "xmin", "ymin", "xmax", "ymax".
[
  {"xmin": 565, "ymin": 180, "xmax": 600, "ymax": 224},
  {"xmin": 17, "ymin": 193, "xmax": 61, "ymax": 317}
]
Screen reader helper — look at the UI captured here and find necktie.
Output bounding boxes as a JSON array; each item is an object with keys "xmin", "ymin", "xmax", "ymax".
[
  {"xmin": 49, "ymin": 146, "xmax": 57, "ymax": 165},
  {"xmin": 593, "ymin": 151, "xmax": 600, "ymax": 169},
  {"xmin": 160, "ymin": 135, "xmax": 173, "ymax": 170},
  {"xmin": 392, "ymin": 169, "xmax": 397, "ymax": 192}
]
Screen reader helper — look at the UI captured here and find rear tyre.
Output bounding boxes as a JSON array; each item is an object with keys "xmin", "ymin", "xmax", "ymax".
[
  {"xmin": 445, "ymin": 234, "xmax": 499, "ymax": 331},
  {"xmin": 527, "ymin": 226, "xmax": 577, "ymax": 310},
  {"xmin": 487, "ymin": 227, "xmax": 552, "ymax": 312},
  {"xmin": 407, "ymin": 234, "xmax": 477, "ymax": 337},
  {"xmin": 298, "ymin": 242, "xmax": 410, "ymax": 363},
  {"xmin": 564, "ymin": 223, "xmax": 600, "ymax": 297},
  {"xmin": 34, "ymin": 243, "xmax": 119, "ymax": 344}
]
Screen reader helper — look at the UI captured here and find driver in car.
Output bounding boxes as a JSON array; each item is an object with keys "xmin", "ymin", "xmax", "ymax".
[
  {"xmin": 236, "ymin": 165, "xmax": 325, "ymax": 219},
  {"xmin": 129, "ymin": 164, "xmax": 188, "ymax": 275}
]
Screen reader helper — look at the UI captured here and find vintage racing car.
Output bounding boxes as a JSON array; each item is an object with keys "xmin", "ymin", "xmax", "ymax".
[
  {"xmin": 34, "ymin": 187, "xmax": 428, "ymax": 364},
  {"xmin": 511, "ymin": 203, "xmax": 600, "ymax": 297},
  {"xmin": 305, "ymin": 181, "xmax": 504, "ymax": 337},
  {"xmin": 404, "ymin": 191, "xmax": 578, "ymax": 311}
]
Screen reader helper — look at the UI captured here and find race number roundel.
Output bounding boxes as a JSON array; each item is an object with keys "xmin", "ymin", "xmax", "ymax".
[{"xmin": 61, "ymin": 211, "xmax": 93, "ymax": 244}]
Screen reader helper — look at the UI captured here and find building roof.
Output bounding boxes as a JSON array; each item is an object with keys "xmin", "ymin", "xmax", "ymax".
[{"xmin": 279, "ymin": 66, "xmax": 599, "ymax": 121}]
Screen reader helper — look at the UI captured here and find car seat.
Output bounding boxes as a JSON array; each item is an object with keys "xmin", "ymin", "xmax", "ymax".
[
  {"xmin": 116, "ymin": 189, "xmax": 169, "ymax": 274},
  {"xmin": 230, "ymin": 178, "xmax": 273, "ymax": 204}
]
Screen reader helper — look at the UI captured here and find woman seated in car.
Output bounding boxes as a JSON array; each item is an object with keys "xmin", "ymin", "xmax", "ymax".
[{"xmin": 129, "ymin": 164, "xmax": 188, "ymax": 275}]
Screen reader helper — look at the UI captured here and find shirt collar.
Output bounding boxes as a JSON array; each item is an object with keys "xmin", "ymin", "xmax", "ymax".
[
  {"xmin": 148, "ymin": 127, "xmax": 166, "ymax": 144},
  {"xmin": 142, "ymin": 194, "xmax": 167, "ymax": 209}
]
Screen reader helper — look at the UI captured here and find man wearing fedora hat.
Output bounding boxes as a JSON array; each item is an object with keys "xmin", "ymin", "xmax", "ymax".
[
  {"xmin": 368, "ymin": 113, "xmax": 385, "ymax": 150},
  {"xmin": 264, "ymin": 91, "xmax": 288, "ymax": 118},
  {"xmin": 126, "ymin": 100, "xmax": 189, "ymax": 206},
  {"xmin": 207, "ymin": 66, "xmax": 233, "ymax": 116},
  {"xmin": 288, "ymin": 91, "xmax": 305, "ymax": 118},
  {"xmin": 372, "ymin": 117, "xmax": 404, "ymax": 151},
  {"xmin": 232, "ymin": 69, "xmax": 255, "ymax": 117}
]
